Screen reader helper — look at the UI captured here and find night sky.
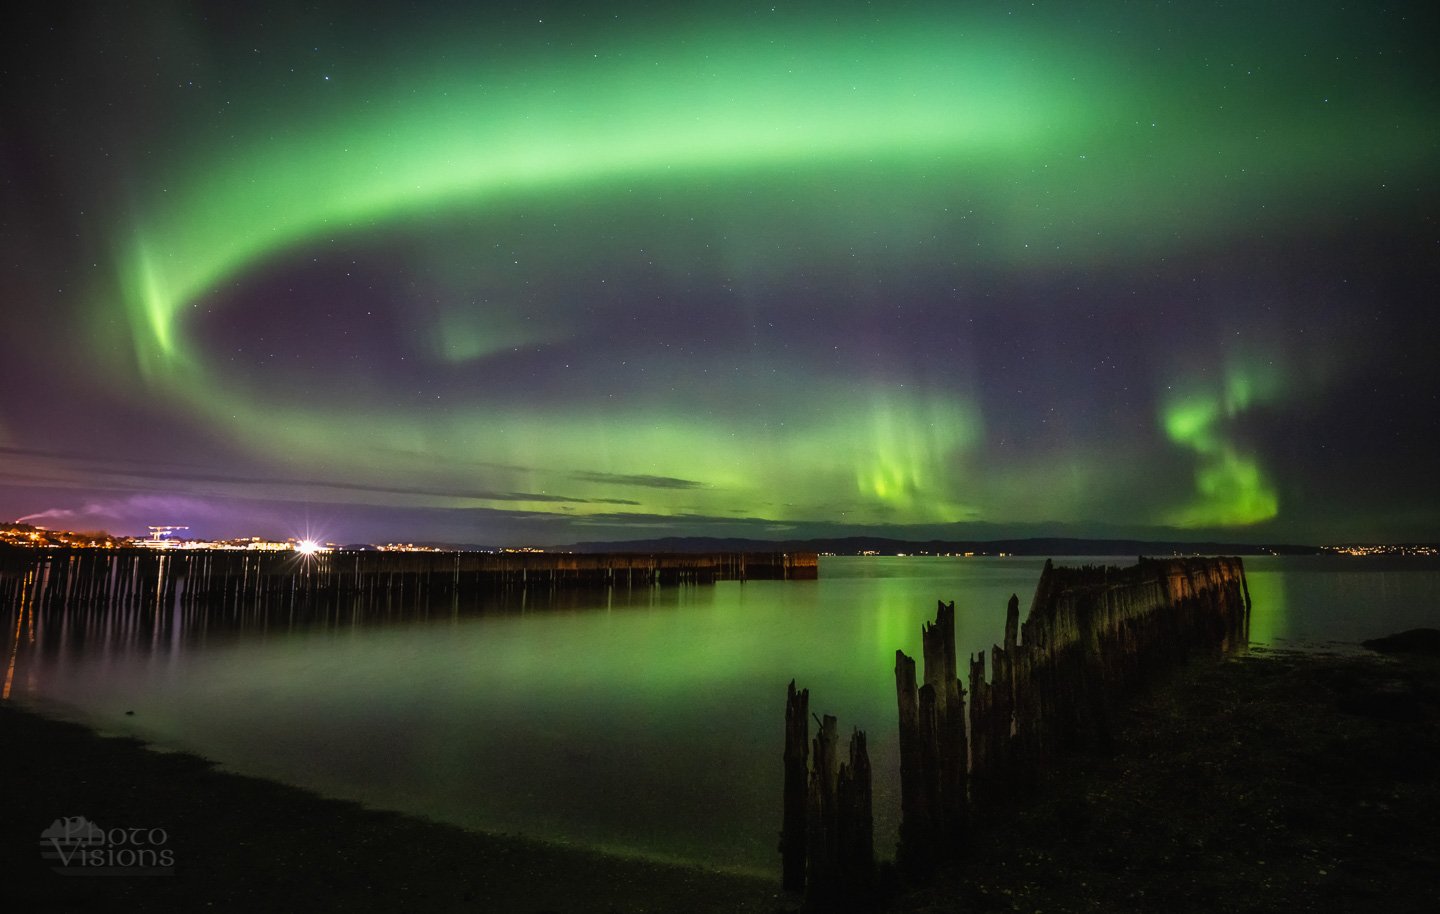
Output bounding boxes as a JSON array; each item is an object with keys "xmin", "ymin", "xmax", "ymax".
[{"xmin": 2, "ymin": 1, "xmax": 1436, "ymax": 546}]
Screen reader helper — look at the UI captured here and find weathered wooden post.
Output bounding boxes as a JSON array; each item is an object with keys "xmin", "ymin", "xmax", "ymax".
[
  {"xmin": 781, "ymin": 681, "xmax": 873, "ymax": 906},
  {"xmin": 917, "ymin": 682, "xmax": 942, "ymax": 836},
  {"xmin": 896, "ymin": 600, "xmax": 969, "ymax": 868},
  {"xmin": 894, "ymin": 649, "xmax": 928, "ymax": 868},
  {"xmin": 806, "ymin": 713, "xmax": 840, "ymax": 905},
  {"xmin": 922, "ymin": 601, "xmax": 967, "ymax": 841},
  {"xmin": 781, "ymin": 679, "xmax": 810, "ymax": 892},
  {"xmin": 836, "ymin": 728, "xmax": 874, "ymax": 901},
  {"xmin": 977, "ymin": 594, "xmax": 1020, "ymax": 795},
  {"xmin": 1076, "ymin": 587, "xmax": 1114, "ymax": 752},
  {"xmin": 967, "ymin": 650, "xmax": 991, "ymax": 792}
]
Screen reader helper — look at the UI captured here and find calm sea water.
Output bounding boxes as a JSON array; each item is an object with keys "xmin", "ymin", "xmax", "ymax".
[{"xmin": 5, "ymin": 554, "xmax": 1439, "ymax": 875}]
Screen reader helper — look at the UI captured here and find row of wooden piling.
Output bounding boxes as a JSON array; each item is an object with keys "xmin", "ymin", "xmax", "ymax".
[
  {"xmin": 0, "ymin": 546, "xmax": 819, "ymax": 619},
  {"xmin": 894, "ymin": 601, "xmax": 969, "ymax": 868},
  {"xmin": 782, "ymin": 556, "xmax": 1250, "ymax": 903},
  {"xmin": 780, "ymin": 681, "xmax": 875, "ymax": 909},
  {"xmin": 0, "ymin": 548, "xmax": 182, "ymax": 618}
]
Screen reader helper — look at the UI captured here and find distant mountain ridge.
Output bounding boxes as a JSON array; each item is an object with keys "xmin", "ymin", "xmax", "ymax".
[{"xmin": 555, "ymin": 536, "xmax": 1319, "ymax": 556}]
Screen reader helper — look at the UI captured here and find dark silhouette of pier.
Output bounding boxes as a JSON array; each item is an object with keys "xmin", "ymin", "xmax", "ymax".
[{"xmin": 0, "ymin": 546, "xmax": 818, "ymax": 619}]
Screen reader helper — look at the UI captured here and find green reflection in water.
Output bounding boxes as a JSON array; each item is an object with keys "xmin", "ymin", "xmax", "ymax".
[
  {"xmin": 1242, "ymin": 556, "xmax": 1291, "ymax": 647},
  {"xmin": 11, "ymin": 556, "xmax": 1432, "ymax": 873},
  {"xmin": 4, "ymin": 556, "xmax": 1054, "ymax": 873}
]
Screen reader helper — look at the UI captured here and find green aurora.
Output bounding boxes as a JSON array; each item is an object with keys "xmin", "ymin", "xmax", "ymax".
[{"xmin": 3, "ymin": 1, "xmax": 1437, "ymax": 543}]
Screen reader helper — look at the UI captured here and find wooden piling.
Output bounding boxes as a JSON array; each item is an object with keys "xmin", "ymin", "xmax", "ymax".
[
  {"xmin": 835, "ymin": 728, "xmax": 874, "ymax": 901},
  {"xmin": 779, "ymin": 680, "xmax": 873, "ymax": 906},
  {"xmin": 922, "ymin": 601, "xmax": 967, "ymax": 842},
  {"xmin": 893, "ymin": 556, "xmax": 1251, "ymax": 871},
  {"xmin": 805, "ymin": 713, "xmax": 840, "ymax": 905},
  {"xmin": 896, "ymin": 600, "xmax": 970, "ymax": 867},
  {"xmin": 0, "ymin": 545, "xmax": 818, "ymax": 621},
  {"xmin": 781, "ymin": 679, "xmax": 810, "ymax": 892},
  {"xmin": 894, "ymin": 649, "xmax": 928, "ymax": 867}
]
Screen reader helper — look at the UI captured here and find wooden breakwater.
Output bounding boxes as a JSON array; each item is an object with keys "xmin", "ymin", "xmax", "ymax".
[
  {"xmin": 782, "ymin": 556, "xmax": 1249, "ymax": 900},
  {"xmin": 0, "ymin": 546, "xmax": 817, "ymax": 617}
]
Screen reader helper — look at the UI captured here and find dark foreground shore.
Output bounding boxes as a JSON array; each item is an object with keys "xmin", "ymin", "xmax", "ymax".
[
  {"xmin": 6, "ymin": 645, "xmax": 1439, "ymax": 913},
  {"xmin": 2, "ymin": 705, "xmax": 779, "ymax": 913},
  {"xmin": 898, "ymin": 644, "xmax": 1440, "ymax": 913}
]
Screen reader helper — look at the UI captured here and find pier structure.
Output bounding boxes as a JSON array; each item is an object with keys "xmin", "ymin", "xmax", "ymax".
[{"xmin": 0, "ymin": 546, "xmax": 818, "ymax": 618}]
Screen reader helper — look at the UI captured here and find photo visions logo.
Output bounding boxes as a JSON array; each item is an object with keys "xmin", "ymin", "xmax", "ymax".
[{"xmin": 39, "ymin": 816, "xmax": 175, "ymax": 875}]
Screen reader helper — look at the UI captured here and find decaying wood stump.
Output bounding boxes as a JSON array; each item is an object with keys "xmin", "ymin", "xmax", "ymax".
[
  {"xmin": 780, "ymin": 683, "xmax": 873, "ymax": 906},
  {"xmin": 780, "ymin": 679, "xmax": 810, "ymax": 892}
]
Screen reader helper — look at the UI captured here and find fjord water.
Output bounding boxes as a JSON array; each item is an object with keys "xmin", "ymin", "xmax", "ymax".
[{"xmin": 6, "ymin": 555, "xmax": 1439, "ymax": 874}]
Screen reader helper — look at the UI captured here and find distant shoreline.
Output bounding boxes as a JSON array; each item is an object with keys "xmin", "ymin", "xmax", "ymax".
[{"xmin": 559, "ymin": 536, "xmax": 1330, "ymax": 556}]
